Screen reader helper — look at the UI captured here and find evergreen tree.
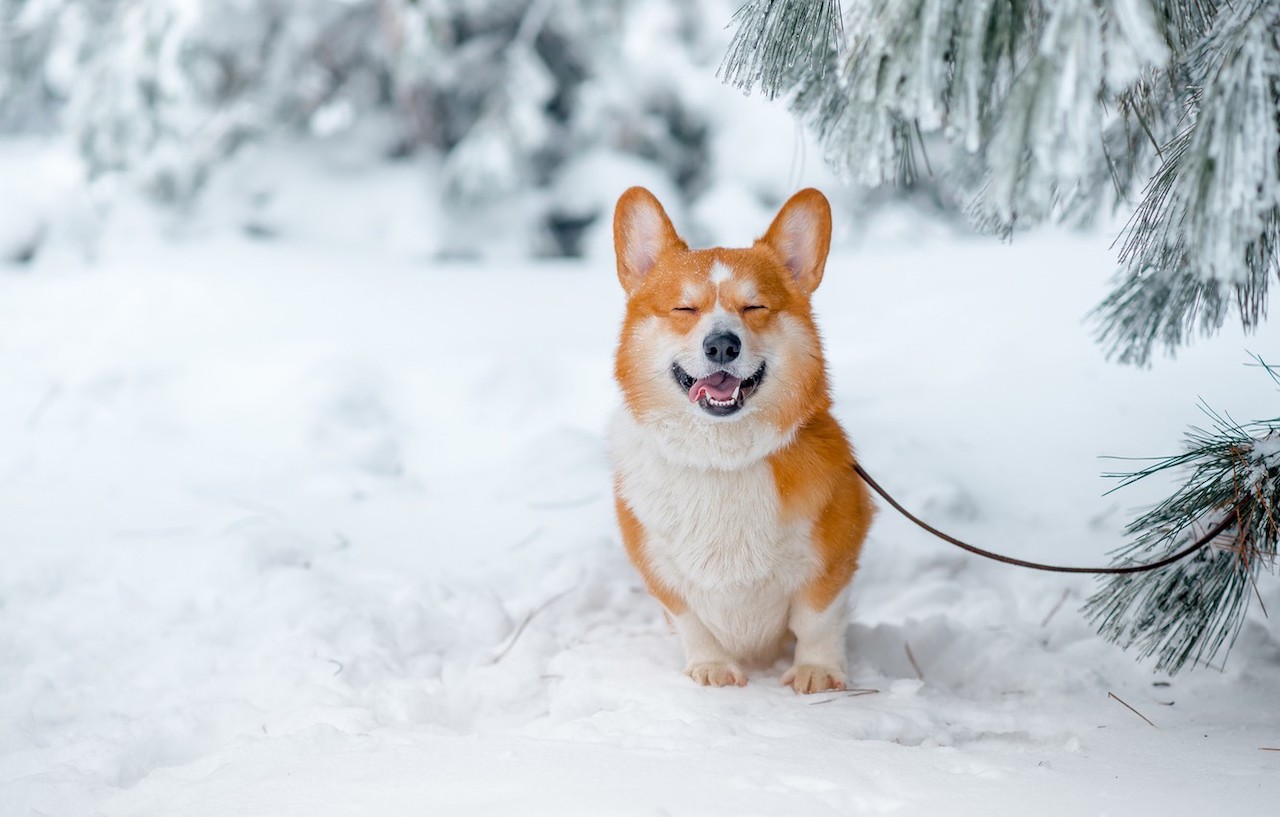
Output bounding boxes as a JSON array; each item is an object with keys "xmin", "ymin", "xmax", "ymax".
[{"xmin": 721, "ymin": 0, "xmax": 1279, "ymax": 672}]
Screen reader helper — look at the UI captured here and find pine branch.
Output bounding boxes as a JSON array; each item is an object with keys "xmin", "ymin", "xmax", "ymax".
[
  {"xmin": 808, "ymin": 0, "xmax": 1041, "ymax": 186},
  {"xmin": 1087, "ymin": 367, "xmax": 1280, "ymax": 673},
  {"xmin": 1154, "ymin": 0, "xmax": 1227, "ymax": 52},
  {"xmin": 967, "ymin": 0, "xmax": 1173, "ymax": 234},
  {"xmin": 1093, "ymin": 0, "xmax": 1280, "ymax": 364},
  {"xmin": 719, "ymin": 0, "xmax": 844, "ymax": 101},
  {"xmin": 723, "ymin": 0, "xmax": 1172, "ymax": 208}
]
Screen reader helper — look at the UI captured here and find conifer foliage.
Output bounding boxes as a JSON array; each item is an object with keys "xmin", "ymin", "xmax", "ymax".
[
  {"xmin": 1087, "ymin": 374, "xmax": 1280, "ymax": 673},
  {"xmin": 722, "ymin": 0, "xmax": 1279, "ymax": 672}
]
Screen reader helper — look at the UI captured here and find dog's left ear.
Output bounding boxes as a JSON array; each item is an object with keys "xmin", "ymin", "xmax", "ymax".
[
  {"xmin": 613, "ymin": 187, "xmax": 687, "ymax": 295},
  {"xmin": 759, "ymin": 188, "xmax": 832, "ymax": 295}
]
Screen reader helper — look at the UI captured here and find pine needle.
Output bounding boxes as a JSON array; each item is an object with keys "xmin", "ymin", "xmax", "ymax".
[
  {"xmin": 904, "ymin": 642, "xmax": 924, "ymax": 680},
  {"xmin": 808, "ymin": 688, "xmax": 880, "ymax": 705},
  {"xmin": 488, "ymin": 587, "xmax": 573, "ymax": 664},
  {"xmin": 1041, "ymin": 588, "xmax": 1071, "ymax": 628},
  {"xmin": 1109, "ymin": 691, "xmax": 1158, "ymax": 728}
]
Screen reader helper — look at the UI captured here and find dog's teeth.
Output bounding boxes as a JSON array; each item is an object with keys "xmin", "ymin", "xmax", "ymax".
[{"xmin": 732, "ymin": 384, "xmax": 741, "ymax": 401}]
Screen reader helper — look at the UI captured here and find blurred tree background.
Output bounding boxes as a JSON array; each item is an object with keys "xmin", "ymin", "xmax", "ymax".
[{"xmin": 1, "ymin": 0, "xmax": 813, "ymax": 260}]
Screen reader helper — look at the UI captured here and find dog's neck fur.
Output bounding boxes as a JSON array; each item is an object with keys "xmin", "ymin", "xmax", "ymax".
[{"xmin": 613, "ymin": 404, "xmax": 796, "ymax": 472}]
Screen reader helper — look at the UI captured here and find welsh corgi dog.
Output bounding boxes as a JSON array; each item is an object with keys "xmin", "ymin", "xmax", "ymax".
[{"xmin": 609, "ymin": 187, "xmax": 875, "ymax": 693}]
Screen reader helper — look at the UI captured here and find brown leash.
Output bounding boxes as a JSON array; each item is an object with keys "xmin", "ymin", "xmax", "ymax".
[{"xmin": 853, "ymin": 463, "xmax": 1237, "ymax": 575}]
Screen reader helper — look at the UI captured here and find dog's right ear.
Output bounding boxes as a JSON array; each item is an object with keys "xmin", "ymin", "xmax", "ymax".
[{"xmin": 613, "ymin": 187, "xmax": 686, "ymax": 295}]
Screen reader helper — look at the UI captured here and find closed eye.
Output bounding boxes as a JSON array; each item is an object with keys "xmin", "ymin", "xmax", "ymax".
[
  {"xmin": 743, "ymin": 305, "xmax": 768, "ymax": 312},
  {"xmin": 671, "ymin": 306, "xmax": 698, "ymax": 314}
]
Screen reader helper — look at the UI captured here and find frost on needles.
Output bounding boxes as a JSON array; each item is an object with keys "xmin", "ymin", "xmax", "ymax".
[
  {"xmin": 1099, "ymin": 2, "xmax": 1280, "ymax": 365},
  {"xmin": 722, "ymin": 0, "xmax": 1280, "ymax": 671}
]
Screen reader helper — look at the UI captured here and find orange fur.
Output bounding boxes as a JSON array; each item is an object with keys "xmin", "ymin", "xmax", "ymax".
[
  {"xmin": 614, "ymin": 493, "xmax": 687, "ymax": 615},
  {"xmin": 767, "ymin": 413, "xmax": 875, "ymax": 610}
]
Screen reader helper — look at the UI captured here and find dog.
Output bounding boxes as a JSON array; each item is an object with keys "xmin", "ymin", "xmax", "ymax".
[{"xmin": 609, "ymin": 186, "xmax": 874, "ymax": 693}]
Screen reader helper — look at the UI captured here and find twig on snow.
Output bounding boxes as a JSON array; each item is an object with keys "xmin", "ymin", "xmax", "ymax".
[
  {"xmin": 904, "ymin": 642, "xmax": 924, "ymax": 680},
  {"xmin": 808, "ymin": 688, "xmax": 880, "ymax": 705},
  {"xmin": 1108, "ymin": 691, "xmax": 1157, "ymax": 728},
  {"xmin": 488, "ymin": 587, "xmax": 573, "ymax": 664},
  {"xmin": 1040, "ymin": 588, "xmax": 1071, "ymax": 627}
]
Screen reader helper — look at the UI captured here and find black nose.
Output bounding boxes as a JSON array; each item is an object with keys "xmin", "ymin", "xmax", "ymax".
[{"xmin": 702, "ymin": 331, "xmax": 741, "ymax": 364}]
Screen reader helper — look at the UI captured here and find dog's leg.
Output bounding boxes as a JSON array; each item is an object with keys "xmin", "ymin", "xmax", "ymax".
[
  {"xmin": 782, "ymin": 596, "xmax": 848, "ymax": 693},
  {"xmin": 675, "ymin": 611, "xmax": 747, "ymax": 687}
]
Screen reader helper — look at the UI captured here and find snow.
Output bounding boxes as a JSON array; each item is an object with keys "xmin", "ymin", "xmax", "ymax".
[
  {"xmin": 4, "ymin": 149, "xmax": 1280, "ymax": 815},
  {"xmin": 1253, "ymin": 432, "xmax": 1280, "ymax": 462}
]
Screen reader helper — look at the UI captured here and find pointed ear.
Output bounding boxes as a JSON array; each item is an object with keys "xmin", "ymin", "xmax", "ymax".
[
  {"xmin": 759, "ymin": 188, "xmax": 832, "ymax": 294},
  {"xmin": 613, "ymin": 187, "xmax": 686, "ymax": 295}
]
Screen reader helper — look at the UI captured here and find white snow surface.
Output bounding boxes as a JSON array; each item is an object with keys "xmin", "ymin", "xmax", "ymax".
[{"xmin": 4, "ymin": 171, "xmax": 1280, "ymax": 816}]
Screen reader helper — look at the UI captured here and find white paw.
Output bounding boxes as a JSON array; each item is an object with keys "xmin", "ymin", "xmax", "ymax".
[
  {"xmin": 782, "ymin": 664, "xmax": 847, "ymax": 694},
  {"xmin": 687, "ymin": 661, "xmax": 748, "ymax": 687}
]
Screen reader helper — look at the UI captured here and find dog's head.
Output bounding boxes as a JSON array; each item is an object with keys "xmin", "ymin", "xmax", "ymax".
[{"xmin": 612, "ymin": 187, "xmax": 833, "ymax": 453}]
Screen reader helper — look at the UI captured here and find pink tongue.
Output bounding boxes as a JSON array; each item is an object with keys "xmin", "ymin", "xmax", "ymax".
[{"xmin": 689, "ymin": 371, "xmax": 743, "ymax": 403}]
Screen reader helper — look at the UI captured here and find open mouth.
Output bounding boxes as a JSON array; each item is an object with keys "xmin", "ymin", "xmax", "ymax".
[{"xmin": 671, "ymin": 361, "xmax": 766, "ymax": 417}]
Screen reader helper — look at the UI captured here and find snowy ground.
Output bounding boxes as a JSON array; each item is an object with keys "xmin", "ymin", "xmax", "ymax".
[{"xmin": 4, "ymin": 173, "xmax": 1280, "ymax": 815}]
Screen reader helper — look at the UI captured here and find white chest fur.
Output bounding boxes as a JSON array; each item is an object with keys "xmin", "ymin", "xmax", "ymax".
[{"xmin": 610, "ymin": 408, "xmax": 818, "ymax": 659}]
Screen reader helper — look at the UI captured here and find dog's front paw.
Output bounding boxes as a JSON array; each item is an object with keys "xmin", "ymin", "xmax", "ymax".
[
  {"xmin": 782, "ymin": 664, "xmax": 847, "ymax": 694},
  {"xmin": 687, "ymin": 661, "xmax": 747, "ymax": 688}
]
